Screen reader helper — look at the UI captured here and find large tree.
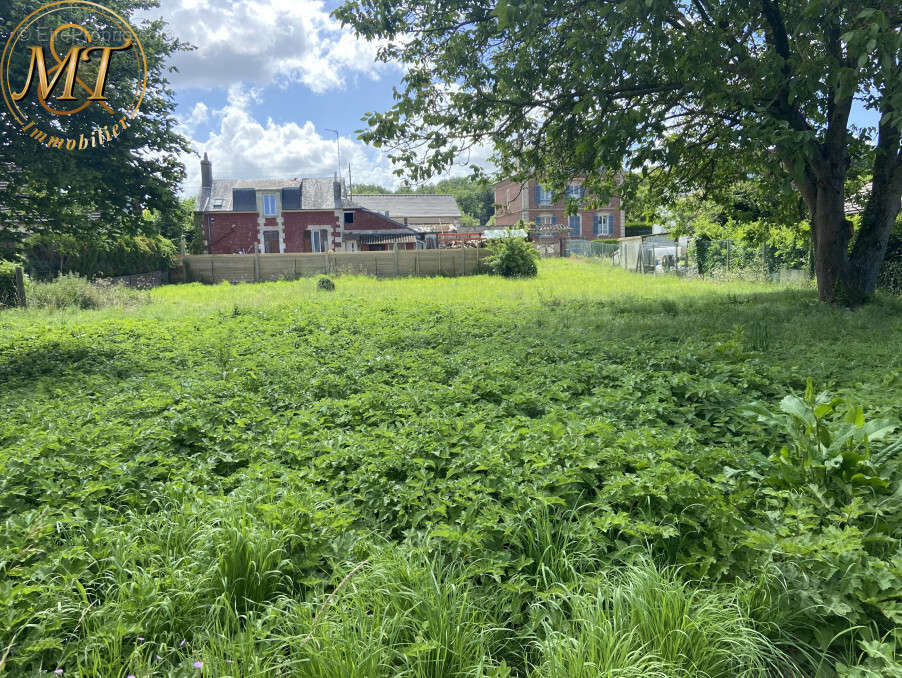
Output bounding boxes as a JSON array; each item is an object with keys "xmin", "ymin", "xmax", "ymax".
[
  {"xmin": 0, "ymin": 0, "xmax": 189, "ymax": 258},
  {"xmin": 335, "ymin": 0, "xmax": 902, "ymax": 304}
]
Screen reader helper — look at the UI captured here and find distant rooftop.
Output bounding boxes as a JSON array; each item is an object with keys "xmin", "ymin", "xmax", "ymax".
[
  {"xmin": 348, "ymin": 194, "xmax": 461, "ymax": 219},
  {"xmin": 198, "ymin": 177, "xmax": 344, "ymax": 212}
]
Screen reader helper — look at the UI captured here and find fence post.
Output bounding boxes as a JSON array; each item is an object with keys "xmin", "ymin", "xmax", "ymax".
[
  {"xmin": 13, "ymin": 266, "xmax": 25, "ymax": 307},
  {"xmin": 325, "ymin": 251, "xmax": 330, "ymax": 275},
  {"xmin": 393, "ymin": 243, "xmax": 399, "ymax": 276},
  {"xmin": 210, "ymin": 258, "xmax": 214, "ymax": 283},
  {"xmin": 726, "ymin": 240, "xmax": 731, "ymax": 273},
  {"xmin": 439, "ymin": 248, "xmax": 444, "ymax": 276},
  {"xmin": 254, "ymin": 253, "xmax": 260, "ymax": 282},
  {"xmin": 415, "ymin": 249, "xmax": 420, "ymax": 276}
]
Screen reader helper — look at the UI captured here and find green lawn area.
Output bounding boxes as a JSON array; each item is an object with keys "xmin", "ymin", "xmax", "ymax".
[{"xmin": 1, "ymin": 259, "xmax": 900, "ymax": 677}]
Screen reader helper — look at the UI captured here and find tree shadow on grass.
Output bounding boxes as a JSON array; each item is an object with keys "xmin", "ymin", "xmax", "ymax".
[{"xmin": 0, "ymin": 342, "xmax": 135, "ymax": 388}]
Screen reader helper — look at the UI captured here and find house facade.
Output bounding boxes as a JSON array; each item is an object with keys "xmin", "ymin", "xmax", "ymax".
[
  {"xmin": 493, "ymin": 179, "xmax": 625, "ymax": 240},
  {"xmin": 195, "ymin": 155, "xmax": 420, "ymax": 253}
]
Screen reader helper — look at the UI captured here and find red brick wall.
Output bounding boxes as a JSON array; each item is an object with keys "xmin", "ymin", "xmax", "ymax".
[
  {"xmin": 492, "ymin": 180, "xmax": 623, "ymax": 237},
  {"xmin": 351, "ymin": 209, "xmax": 406, "ymax": 230},
  {"xmin": 205, "ymin": 212, "xmax": 258, "ymax": 254},
  {"xmin": 283, "ymin": 211, "xmax": 339, "ymax": 252}
]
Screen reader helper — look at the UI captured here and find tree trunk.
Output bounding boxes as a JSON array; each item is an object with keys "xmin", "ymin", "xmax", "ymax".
[
  {"xmin": 841, "ymin": 116, "xmax": 902, "ymax": 306},
  {"xmin": 812, "ymin": 175, "xmax": 851, "ymax": 304},
  {"xmin": 842, "ymin": 178, "xmax": 902, "ymax": 305}
]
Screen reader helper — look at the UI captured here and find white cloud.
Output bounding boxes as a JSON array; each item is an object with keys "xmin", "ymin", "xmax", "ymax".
[
  {"xmin": 180, "ymin": 84, "xmax": 398, "ymax": 195},
  {"xmin": 180, "ymin": 85, "xmax": 494, "ymax": 198},
  {"xmin": 148, "ymin": 0, "xmax": 396, "ymax": 92}
]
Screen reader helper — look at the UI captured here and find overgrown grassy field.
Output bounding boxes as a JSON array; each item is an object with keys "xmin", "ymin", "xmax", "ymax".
[{"xmin": 1, "ymin": 260, "xmax": 900, "ymax": 677}]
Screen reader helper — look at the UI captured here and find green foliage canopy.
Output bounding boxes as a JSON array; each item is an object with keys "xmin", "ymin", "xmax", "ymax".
[
  {"xmin": 335, "ymin": 0, "xmax": 902, "ymax": 304},
  {"xmin": 0, "ymin": 0, "xmax": 190, "ymax": 254}
]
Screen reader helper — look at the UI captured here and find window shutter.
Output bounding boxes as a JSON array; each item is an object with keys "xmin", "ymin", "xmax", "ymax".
[
  {"xmin": 534, "ymin": 184, "xmax": 540, "ymax": 205},
  {"xmin": 233, "ymin": 188, "xmax": 256, "ymax": 211},
  {"xmin": 551, "ymin": 215, "xmax": 557, "ymax": 225},
  {"xmin": 534, "ymin": 216, "xmax": 540, "ymax": 225},
  {"xmin": 281, "ymin": 187, "xmax": 300, "ymax": 210},
  {"xmin": 593, "ymin": 215, "xmax": 599, "ymax": 235}
]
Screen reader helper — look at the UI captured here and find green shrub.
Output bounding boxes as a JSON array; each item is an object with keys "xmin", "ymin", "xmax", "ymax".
[
  {"xmin": 24, "ymin": 233, "xmax": 176, "ymax": 280},
  {"xmin": 0, "ymin": 261, "xmax": 23, "ymax": 308},
  {"xmin": 877, "ymin": 235, "xmax": 902, "ymax": 295},
  {"xmin": 624, "ymin": 223, "xmax": 653, "ymax": 237},
  {"xmin": 484, "ymin": 235, "xmax": 539, "ymax": 277},
  {"xmin": 317, "ymin": 276, "xmax": 336, "ymax": 291},
  {"xmin": 25, "ymin": 274, "xmax": 149, "ymax": 310}
]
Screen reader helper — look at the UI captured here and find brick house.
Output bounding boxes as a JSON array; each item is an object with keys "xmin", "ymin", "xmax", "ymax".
[
  {"xmin": 195, "ymin": 154, "xmax": 420, "ymax": 253},
  {"xmin": 493, "ymin": 179, "xmax": 625, "ymax": 240}
]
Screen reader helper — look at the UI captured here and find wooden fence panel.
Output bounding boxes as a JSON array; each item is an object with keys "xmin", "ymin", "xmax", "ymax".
[{"xmin": 182, "ymin": 249, "xmax": 487, "ymax": 283}]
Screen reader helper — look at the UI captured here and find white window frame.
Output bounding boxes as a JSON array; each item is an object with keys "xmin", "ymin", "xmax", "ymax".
[
  {"xmin": 311, "ymin": 228, "xmax": 330, "ymax": 253},
  {"xmin": 595, "ymin": 213, "xmax": 614, "ymax": 237},
  {"xmin": 263, "ymin": 194, "xmax": 277, "ymax": 217}
]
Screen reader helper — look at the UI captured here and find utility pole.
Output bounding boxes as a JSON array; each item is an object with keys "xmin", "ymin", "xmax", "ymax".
[{"xmin": 324, "ymin": 128, "xmax": 341, "ymax": 182}]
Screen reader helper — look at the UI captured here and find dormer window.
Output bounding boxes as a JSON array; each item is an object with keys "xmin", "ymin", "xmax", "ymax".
[
  {"xmin": 212, "ymin": 198, "xmax": 224, "ymax": 209},
  {"xmin": 263, "ymin": 194, "xmax": 277, "ymax": 217}
]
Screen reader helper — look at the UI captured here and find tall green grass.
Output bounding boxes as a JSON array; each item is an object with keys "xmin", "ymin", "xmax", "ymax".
[
  {"xmin": 535, "ymin": 562, "xmax": 786, "ymax": 678},
  {"xmin": 23, "ymin": 273, "xmax": 149, "ymax": 310}
]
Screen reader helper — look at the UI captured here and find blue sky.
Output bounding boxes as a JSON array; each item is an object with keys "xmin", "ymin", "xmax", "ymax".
[
  {"xmin": 145, "ymin": 0, "xmax": 464, "ymax": 196},
  {"xmin": 151, "ymin": 0, "xmax": 882, "ymax": 198}
]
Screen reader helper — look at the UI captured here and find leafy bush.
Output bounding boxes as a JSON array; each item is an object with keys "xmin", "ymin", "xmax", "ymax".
[
  {"xmin": 877, "ymin": 235, "xmax": 902, "ymax": 295},
  {"xmin": 484, "ymin": 235, "xmax": 539, "ymax": 277},
  {"xmin": 0, "ymin": 261, "xmax": 23, "ymax": 308},
  {"xmin": 317, "ymin": 276, "xmax": 336, "ymax": 291},
  {"xmin": 24, "ymin": 274, "xmax": 149, "ymax": 310},
  {"xmin": 24, "ymin": 233, "xmax": 176, "ymax": 280}
]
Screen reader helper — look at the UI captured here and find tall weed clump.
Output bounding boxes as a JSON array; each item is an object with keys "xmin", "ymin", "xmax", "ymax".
[
  {"xmin": 25, "ymin": 273, "xmax": 149, "ymax": 309},
  {"xmin": 534, "ymin": 561, "xmax": 785, "ymax": 678},
  {"xmin": 291, "ymin": 549, "xmax": 508, "ymax": 678}
]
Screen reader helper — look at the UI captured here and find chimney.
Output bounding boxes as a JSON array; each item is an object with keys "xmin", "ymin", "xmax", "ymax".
[
  {"xmin": 201, "ymin": 152, "xmax": 212, "ymax": 190},
  {"xmin": 333, "ymin": 178, "xmax": 342, "ymax": 203}
]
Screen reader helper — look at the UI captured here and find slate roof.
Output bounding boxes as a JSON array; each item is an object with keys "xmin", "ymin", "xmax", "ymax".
[
  {"xmin": 347, "ymin": 194, "xmax": 461, "ymax": 219},
  {"xmin": 197, "ymin": 178, "xmax": 344, "ymax": 212}
]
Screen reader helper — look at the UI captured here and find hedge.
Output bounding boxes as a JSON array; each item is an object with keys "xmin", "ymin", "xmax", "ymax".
[
  {"xmin": 0, "ymin": 261, "xmax": 23, "ymax": 308},
  {"xmin": 24, "ymin": 233, "xmax": 176, "ymax": 280},
  {"xmin": 625, "ymin": 223, "xmax": 653, "ymax": 237},
  {"xmin": 877, "ymin": 234, "xmax": 902, "ymax": 296}
]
